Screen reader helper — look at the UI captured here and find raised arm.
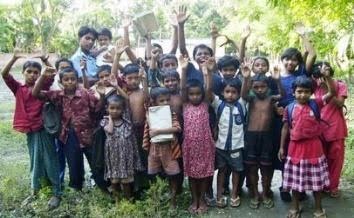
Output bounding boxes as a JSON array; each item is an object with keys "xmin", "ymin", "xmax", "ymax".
[
  {"xmin": 295, "ymin": 23, "xmax": 316, "ymax": 73},
  {"xmin": 239, "ymin": 25, "xmax": 251, "ymax": 63},
  {"xmin": 176, "ymin": 6, "xmax": 190, "ymax": 57},
  {"xmin": 240, "ymin": 62, "xmax": 252, "ymax": 100},
  {"xmin": 271, "ymin": 65, "xmax": 285, "ymax": 100},
  {"xmin": 179, "ymin": 54, "xmax": 189, "ymax": 102},
  {"xmin": 150, "ymin": 48, "xmax": 160, "ymax": 70},
  {"xmin": 168, "ymin": 13, "xmax": 178, "ymax": 54},
  {"xmin": 203, "ymin": 57, "xmax": 216, "ymax": 102},
  {"xmin": 320, "ymin": 64, "xmax": 336, "ymax": 102},
  {"xmin": 32, "ymin": 53, "xmax": 53, "ymax": 67},
  {"xmin": 32, "ymin": 66, "xmax": 56, "ymax": 99},
  {"xmin": 123, "ymin": 18, "xmax": 138, "ymax": 63},
  {"xmin": 139, "ymin": 66, "xmax": 149, "ymax": 102},
  {"xmin": 111, "ymin": 39, "xmax": 127, "ymax": 78},
  {"xmin": 1, "ymin": 50, "xmax": 24, "ymax": 78},
  {"xmin": 80, "ymin": 59, "xmax": 90, "ymax": 89},
  {"xmin": 210, "ymin": 23, "xmax": 220, "ymax": 54}
]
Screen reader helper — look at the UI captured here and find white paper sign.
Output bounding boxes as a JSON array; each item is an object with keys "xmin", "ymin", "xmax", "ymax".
[{"xmin": 148, "ymin": 105, "xmax": 173, "ymax": 143}]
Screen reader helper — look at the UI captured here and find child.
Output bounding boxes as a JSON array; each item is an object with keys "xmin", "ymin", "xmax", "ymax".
[
  {"xmin": 204, "ymin": 58, "xmax": 245, "ymax": 208},
  {"xmin": 101, "ymin": 94, "xmax": 143, "ymax": 200},
  {"xmin": 51, "ymin": 58, "xmax": 74, "ymax": 90},
  {"xmin": 142, "ymin": 87, "xmax": 182, "ymax": 207},
  {"xmin": 1, "ymin": 53, "xmax": 61, "ymax": 209},
  {"xmin": 148, "ymin": 51, "xmax": 178, "ymax": 87},
  {"xmin": 180, "ymin": 55, "xmax": 215, "ymax": 214},
  {"xmin": 241, "ymin": 64, "xmax": 283, "ymax": 209},
  {"xmin": 90, "ymin": 65, "xmax": 116, "ymax": 98},
  {"xmin": 95, "ymin": 28, "xmax": 115, "ymax": 67},
  {"xmin": 32, "ymin": 67, "xmax": 109, "ymax": 192},
  {"xmin": 278, "ymin": 73, "xmax": 335, "ymax": 218},
  {"xmin": 216, "ymin": 55, "xmax": 241, "ymax": 81},
  {"xmin": 313, "ymin": 62, "xmax": 348, "ymax": 198},
  {"xmin": 161, "ymin": 70, "xmax": 182, "ymax": 117}
]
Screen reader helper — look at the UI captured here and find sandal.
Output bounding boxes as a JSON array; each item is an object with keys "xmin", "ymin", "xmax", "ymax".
[
  {"xmin": 330, "ymin": 191, "xmax": 340, "ymax": 198},
  {"xmin": 196, "ymin": 205, "xmax": 208, "ymax": 215},
  {"xmin": 230, "ymin": 196, "xmax": 241, "ymax": 207},
  {"xmin": 216, "ymin": 196, "xmax": 228, "ymax": 208},
  {"xmin": 287, "ymin": 209, "xmax": 301, "ymax": 218},
  {"xmin": 313, "ymin": 209, "xmax": 326, "ymax": 218},
  {"xmin": 204, "ymin": 194, "xmax": 216, "ymax": 207},
  {"xmin": 263, "ymin": 198, "xmax": 274, "ymax": 209},
  {"xmin": 188, "ymin": 205, "xmax": 197, "ymax": 214},
  {"xmin": 249, "ymin": 198, "xmax": 260, "ymax": 209}
]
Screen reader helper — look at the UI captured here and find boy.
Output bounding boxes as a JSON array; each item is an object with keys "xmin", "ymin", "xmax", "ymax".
[
  {"xmin": 217, "ymin": 55, "xmax": 241, "ymax": 81},
  {"xmin": 143, "ymin": 87, "xmax": 181, "ymax": 208},
  {"xmin": 241, "ymin": 64, "xmax": 283, "ymax": 209},
  {"xmin": 32, "ymin": 67, "xmax": 109, "ymax": 193},
  {"xmin": 2, "ymin": 52, "xmax": 61, "ymax": 209},
  {"xmin": 204, "ymin": 58, "xmax": 246, "ymax": 208},
  {"xmin": 95, "ymin": 28, "xmax": 115, "ymax": 67}
]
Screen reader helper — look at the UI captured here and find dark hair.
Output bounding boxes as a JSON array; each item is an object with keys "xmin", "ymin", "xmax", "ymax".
[
  {"xmin": 161, "ymin": 69, "xmax": 180, "ymax": 81},
  {"xmin": 152, "ymin": 43, "xmax": 163, "ymax": 51},
  {"xmin": 281, "ymin": 47, "xmax": 303, "ymax": 63},
  {"xmin": 97, "ymin": 65, "xmax": 112, "ymax": 77},
  {"xmin": 312, "ymin": 61, "xmax": 334, "ymax": 77},
  {"xmin": 217, "ymin": 55, "xmax": 240, "ymax": 71},
  {"xmin": 78, "ymin": 26, "xmax": 98, "ymax": 39},
  {"xmin": 192, "ymin": 44, "xmax": 213, "ymax": 60},
  {"xmin": 252, "ymin": 56, "xmax": 270, "ymax": 69},
  {"xmin": 23, "ymin": 61, "xmax": 42, "ymax": 72},
  {"xmin": 106, "ymin": 94, "xmax": 126, "ymax": 108},
  {"xmin": 186, "ymin": 79, "xmax": 205, "ymax": 99},
  {"xmin": 158, "ymin": 54, "xmax": 178, "ymax": 69},
  {"xmin": 59, "ymin": 67, "xmax": 79, "ymax": 81},
  {"xmin": 222, "ymin": 77, "xmax": 242, "ymax": 93},
  {"xmin": 251, "ymin": 73, "xmax": 269, "ymax": 86},
  {"xmin": 150, "ymin": 87, "xmax": 170, "ymax": 101},
  {"xmin": 97, "ymin": 28, "xmax": 112, "ymax": 40},
  {"xmin": 122, "ymin": 63, "xmax": 140, "ymax": 76},
  {"xmin": 54, "ymin": 58, "xmax": 73, "ymax": 70},
  {"xmin": 292, "ymin": 75, "xmax": 313, "ymax": 93}
]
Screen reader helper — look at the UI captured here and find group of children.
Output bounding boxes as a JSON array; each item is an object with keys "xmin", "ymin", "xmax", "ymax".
[{"xmin": 2, "ymin": 6, "xmax": 348, "ymax": 218}]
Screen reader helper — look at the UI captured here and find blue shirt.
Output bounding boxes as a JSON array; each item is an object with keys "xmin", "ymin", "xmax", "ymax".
[{"xmin": 71, "ymin": 48, "xmax": 98, "ymax": 78}]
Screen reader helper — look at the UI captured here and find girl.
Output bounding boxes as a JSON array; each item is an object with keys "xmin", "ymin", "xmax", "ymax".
[
  {"xmin": 101, "ymin": 94, "xmax": 144, "ymax": 200},
  {"xmin": 278, "ymin": 72, "xmax": 335, "ymax": 218},
  {"xmin": 180, "ymin": 55, "xmax": 215, "ymax": 214},
  {"xmin": 313, "ymin": 62, "xmax": 348, "ymax": 198},
  {"xmin": 1, "ymin": 52, "xmax": 61, "ymax": 209}
]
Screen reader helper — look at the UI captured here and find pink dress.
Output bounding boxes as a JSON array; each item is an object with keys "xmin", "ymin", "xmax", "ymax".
[{"xmin": 182, "ymin": 102, "xmax": 215, "ymax": 178}]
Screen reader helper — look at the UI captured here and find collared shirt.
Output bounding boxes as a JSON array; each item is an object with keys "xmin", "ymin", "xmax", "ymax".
[
  {"xmin": 71, "ymin": 48, "xmax": 98, "ymax": 78},
  {"xmin": 44, "ymin": 87, "xmax": 103, "ymax": 147},
  {"xmin": 3, "ymin": 74, "xmax": 52, "ymax": 133},
  {"xmin": 211, "ymin": 95, "xmax": 246, "ymax": 151}
]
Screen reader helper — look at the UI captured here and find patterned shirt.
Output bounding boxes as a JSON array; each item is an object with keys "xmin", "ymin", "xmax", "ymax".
[{"xmin": 44, "ymin": 87, "xmax": 103, "ymax": 147}]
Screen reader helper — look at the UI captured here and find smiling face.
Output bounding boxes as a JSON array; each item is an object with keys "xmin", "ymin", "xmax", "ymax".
[
  {"xmin": 60, "ymin": 72, "xmax": 78, "ymax": 93},
  {"xmin": 23, "ymin": 66, "xmax": 40, "ymax": 86},
  {"xmin": 282, "ymin": 56, "xmax": 299, "ymax": 73},
  {"xmin": 161, "ymin": 58, "xmax": 178, "ymax": 71},
  {"xmin": 163, "ymin": 76, "xmax": 179, "ymax": 93},
  {"xmin": 194, "ymin": 47, "xmax": 212, "ymax": 66},
  {"xmin": 80, "ymin": 33, "xmax": 96, "ymax": 52}
]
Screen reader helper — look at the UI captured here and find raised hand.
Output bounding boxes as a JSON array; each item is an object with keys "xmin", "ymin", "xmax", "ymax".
[
  {"xmin": 294, "ymin": 22, "xmax": 306, "ymax": 36},
  {"xmin": 96, "ymin": 81, "xmax": 106, "ymax": 96},
  {"xmin": 210, "ymin": 22, "xmax": 220, "ymax": 39},
  {"xmin": 168, "ymin": 12, "xmax": 178, "ymax": 27},
  {"xmin": 42, "ymin": 66, "xmax": 56, "ymax": 78},
  {"xmin": 271, "ymin": 65, "xmax": 281, "ymax": 80},
  {"xmin": 122, "ymin": 17, "xmax": 132, "ymax": 29},
  {"xmin": 175, "ymin": 5, "xmax": 190, "ymax": 25},
  {"xmin": 178, "ymin": 54, "xmax": 189, "ymax": 71},
  {"xmin": 241, "ymin": 24, "xmax": 251, "ymax": 39},
  {"xmin": 80, "ymin": 59, "xmax": 87, "ymax": 71},
  {"xmin": 32, "ymin": 53, "xmax": 49, "ymax": 62},
  {"xmin": 151, "ymin": 48, "xmax": 160, "ymax": 59},
  {"xmin": 241, "ymin": 58, "xmax": 252, "ymax": 78},
  {"xmin": 138, "ymin": 66, "xmax": 146, "ymax": 80},
  {"xmin": 115, "ymin": 39, "xmax": 128, "ymax": 56},
  {"xmin": 13, "ymin": 48, "xmax": 26, "ymax": 60},
  {"xmin": 320, "ymin": 63, "xmax": 331, "ymax": 77}
]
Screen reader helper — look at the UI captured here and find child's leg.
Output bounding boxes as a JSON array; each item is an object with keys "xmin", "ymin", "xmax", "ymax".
[
  {"xmin": 169, "ymin": 176, "xmax": 178, "ymax": 208},
  {"xmin": 198, "ymin": 177, "xmax": 210, "ymax": 213},
  {"xmin": 247, "ymin": 164, "xmax": 260, "ymax": 200},
  {"xmin": 290, "ymin": 191, "xmax": 300, "ymax": 211},
  {"xmin": 216, "ymin": 167, "xmax": 226, "ymax": 200},
  {"xmin": 313, "ymin": 191, "xmax": 324, "ymax": 213},
  {"xmin": 188, "ymin": 177, "xmax": 199, "ymax": 213},
  {"xmin": 231, "ymin": 171, "xmax": 240, "ymax": 199},
  {"xmin": 260, "ymin": 165, "xmax": 273, "ymax": 200},
  {"xmin": 326, "ymin": 139, "xmax": 345, "ymax": 194},
  {"xmin": 121, "ymin": 182, "xmax": 133, "ymax": 199}
]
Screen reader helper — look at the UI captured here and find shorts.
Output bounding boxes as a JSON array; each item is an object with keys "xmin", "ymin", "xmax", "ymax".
[
  {"xmin": 215, "ymin": 148, "xmax": 244, "ymax": 172},
  {"xmin": 111, "ymin": 176, "xmax": 134, "ymax": 184},
  {"xmin": 244, "ymin": 131, "xmax": 273, "ymax": 166},
  {"xmin": 148, "ymin": 143, "xmax": 180, "ymax": 176}
]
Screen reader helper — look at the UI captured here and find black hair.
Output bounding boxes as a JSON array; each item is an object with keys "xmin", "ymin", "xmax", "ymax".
[
  {"xmin": 161, "ymin": 69, "xmax": 180, "ymax": 81},
  {"xmin": 222, "ymin": 77, "xmax": 242, "ymax": 93},
  {"xmin": 158, "ymin": 54, "xmax": 178, "ymax": 69},
  {"xmin": 150, "ymin": 87, "xmax": 171, "ymax": 101},
  {"xmin": 192, "ymin": 44, "xmax": 213, "ymax": 60},
  {"xmin": 217, "ymin": 55, "xmax": 240, "ymax": 71},
  {"xmin": 186, "ymin": 79, "xmax": 205, "ymax": 99},
  {"xmin": 54, "ymin": 58, "xmax": 73, "ymax": 70},
  {"xmin": 252, "ymin": 56, "xmax": 270, "ymax": 69},
  {"xmin": 97, "ymin": 65, "xmax": 112, "ymax": 77},
  {"xmin": 97, "ymin": 28, "xmax": 112, "ymax": 40},
  {"xmin": 152, "ymin": 43, "xmax": 163, "ymax": 51},
  {"xmin": 292, "ymin": 75, "xmax": 314, "ymax": 93},
  {"xmin": 312, "ymin": 61, "xmax": 334, "ymax": 77},
  {"xmin": 122, "ymin": 63, "xmax": 140, "ymax": 76},
  {"xmin": 78, "ymin": 26, "xmax": 98, "ymax": 39},
  {"xmin": 23, "ymin": 61, "xmax": 42, "ymax": 72},
  {"xmin": 251, "ymin": 73, "xmax": 269, "ymax": 86},
  {"xmin": 59, "ymin": 67, "xmax": 79, "ymax": 81},
  {"xmin": 106, "ymin": 94, "xmax": 126, "ymax": 108},
  {"xmin": 281, "ymin": 47, "xmax": 303, "ymax": 63}
]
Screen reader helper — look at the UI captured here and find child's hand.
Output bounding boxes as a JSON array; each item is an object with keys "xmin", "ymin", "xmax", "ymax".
[
  {"xmin": 294, "ymin": 22, "xmax": 306, "ymax": 36},
  {"xmin": 109, "ymin": 74, "xmax": 119, "ymax": 88},
  {"xmin": 271, "ymin": 65, "xmax": 280, "ymax": 80},
  {"xmin": 42, "ymin": 66, "xmax": 56, "ymax": 78},
  {"xmin": 241, "ymin": 58, "xmax": 252, "ymax": 78},
  {"xmin": 275, "ymin": 104, "xmax": 284, "ymax": 116},
  {"xmin": 205, "ymin": 57, "xmax": 216, "ymax": 72},
  {"xmin": 115, "ymin": 39, "xmax": 128, "ymax": 56},
  {"xmin": 149, "ymin": 129, "xmax": 160, "ymax": 137},
  {"xmin": 13, "ymin": 48, "xmax": 25, "ymax": 60},
  {"xmin": 320, "ymin": 64, "xmax": 331, "ymax": 77},
  {"xmin": 178, "ymin": 54, "xmax": 189, "ymax": 71},
  {"xmin": 151, "ymin": 48, "xmax": 160, "ymax": 59},
  {"xmin": 168, "ymin": 12, "xmax": 178, "ymax": 27},
  {"xmin": 80, "ymin": 59, "xmax": 87, "ymax": 71},
  {"xmin": 210, "ymin": 22, "xmax": 220, "ymax": 39},
  {"xmin": 96, "ymin": 81, "xmax": 106, "ymax": 96},
  {"xmin": 138, "ymin": 66, "xmax": 146, "ymax": 80},
  {"xmin": 175, "ymin": 5, "xmax": 190, "ymax": 25},
  {"xmin": 278, "ymin": 148, "xmax": 285, "ymax": 161},
  {"xmin": 122, "ymin": 17, "xmax": 132, "ymax": 28},
  {"xmin": 32, "ymin": 53, "xmax": 49, "ymax": 62},
  {"xmin": 241, "ymin": 24, "xmax": 251, "ymax": 39},
  {"xmin": 103, "ymin": 52, "xmax": 114, "ymax": 63}
]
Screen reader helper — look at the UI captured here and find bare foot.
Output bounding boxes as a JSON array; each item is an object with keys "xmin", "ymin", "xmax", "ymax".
[
  {"xmin": 197, "ymin": 200, "xmax": 208, "ymax": 214},
  {"xmin": 188, "ymin": 201, "xmax": 198, "ymax": 214}
]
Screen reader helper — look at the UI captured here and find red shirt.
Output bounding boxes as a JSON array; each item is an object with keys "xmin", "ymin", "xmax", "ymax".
[
  {"xmin": 44, "ymin": 87, "xmax": 103, "ymax": 147},
  {"xmin": 3, "ymin": 74, "xmax": 52, "ymax": 133},
  {"xmin": 314, "ymin": 80, "xmax": 348, "ymax": 141}
]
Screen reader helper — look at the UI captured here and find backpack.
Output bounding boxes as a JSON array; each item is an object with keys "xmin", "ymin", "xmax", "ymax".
[
  {"xmin": 286, "ymin": 99, "xmax": 320, "ymax": 128},
  {"xmin": 42, "ymin": 101, "xmax": 61, "ymax": 136},
  {"xmin": 216, "ymin": 101, "xmax": 247, "ymax": 126}
]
